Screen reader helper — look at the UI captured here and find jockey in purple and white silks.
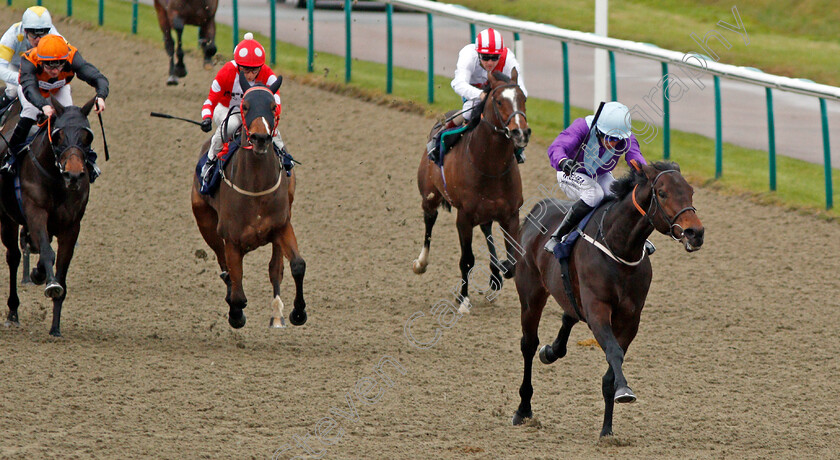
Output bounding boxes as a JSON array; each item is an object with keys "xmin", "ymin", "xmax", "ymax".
[{"xmin": 543, "ymin": 101, "xmax": 656, "ymax": 255}]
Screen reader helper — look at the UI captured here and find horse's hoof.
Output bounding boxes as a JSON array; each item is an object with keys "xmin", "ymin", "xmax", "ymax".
[
  {"xmin": 20, "ymin": 278, "xmax": 33, "ymax": 286},
  {"xmin": 289, "ymin": 308, "xmax": 307, "ymax": 326},
  {"xmin": 457, "ymin": 297, "xmax": 471, "ymax": 314},
  {"xmin": 30, "ymin": 268, "xmax": 46, "ymax": 285},
  {"xmin": 7, "ymin": 311, "xmax": 18, "ymax": 324},
  {"xmin": 203, "ymin": 62, "xmax": 214, "ymax": 71},
  {"xmin": 412, "ymin": 259, "xmax": 427, "ymax": 274},
  {"xmin": 44, "ymin": 282, "xmax": 64, "ymax": 299},
  {"xmin": 228, "ymin": 310, "xmax": 246, "ymax": 329},
  {"xmin": 538, "ymin": 345, "xmax": 557, "ymax": 365},
  {"xmin": 166, "ymin": 75, "xmax": 178, "ymax": 86},
  {"xmin": 269, "ymin": 316, "xmax": 287, "ymax": 328},
  {"xmin": 512, "ymin": 409, "xmax": 532, "ymax": 426},
  {"xmin": 501, "ymin": 260, "xmax": 516, "ymax": 279},
  {"xmin": 49, "ymin": 327, "xmax": 61, "ymax": 337},
  {"xmin": 489, "ymin": 273, "xmax": 503, "ymax": 291},
  {"xmin": 614, "ymin": 386, "xmax": 636, "ymax": 403},
  {"xmin": 174, "ymin": 66, "xmax": 187, "ymax": 78}
]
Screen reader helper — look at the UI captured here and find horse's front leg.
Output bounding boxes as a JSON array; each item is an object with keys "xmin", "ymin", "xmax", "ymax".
[
  {"xmin": 512, "ymin": 262, "xmax": 549, "ymax": 425},
  {"xmin": 479, "ymin": 223, "xmax": 503, "ymax": 293},
  {"xmin": 538, "ymin": 313, "xmax": 578, "ymax": 365},
  {"xmin": 0, "ymin": 216, "xmax": 20, "ymax": 326},
  {"xmin": 268, "ymin": 233, "xmax": 286, "ymax": 329},
  {"xmin": 172, "ymin": 16, "xmax": 187, "ymax": 78},
  {"xmin": 155, "ymin": 8, "xmax": 177, "ymax": 85},
  {"xmin": 498, "ymin": 213, "xmax": 521, "ymax": 280},
  {"xmin": 47, "ymin": 226, "xmax": 80, "ymax": 337},
  {"xmin": 198, "ymin": 20, "xmax": 217, "ymax": 69},
  {"xmin": 223, "ymin": 243, "xmax": 247, "ymax": 329},
  {"xmin": 454, "ymin": 210, "xmax": 474, "ymax": 313},
  {"xmin": 586, "ymin": 299, "xmax": 636, "ymax": 437},
  {"xmin": 278, "ymin": 224, "xmax": 306, "ymax": 326}
]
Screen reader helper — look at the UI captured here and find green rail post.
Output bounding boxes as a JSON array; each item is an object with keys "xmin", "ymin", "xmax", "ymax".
[
  {"xmin": 386, "ymin": 3, "xmax": 393, "ymax": 94},
  {"xmin": 307, "ymin": 0, "xmax": 314, "ymax": 73},
  {"xmin": 608, "ymin": 50, "xmax": 616, "ymax": 101},
  {"xmin": 820, "ymin": 98, "xmax": 833, "ymax": 209},
  {"xmin": 470, "ymin": 23, "xmax": 475, "ymax": 42},
  {"xmin": 562, "ymin": 42, "xmax": 570, "ymax": 128},
  {"xmin": 714, "ymin": 75, "xmax": 722, "ymax": 179},
  {"xmin": 37, "ymin": 0, "xmax": 42, "ymax": 5},
  {"xmin": 132, "ymin": 0, "xmax": 138, "ymax": 35},
  {"xmin": 661, "ymin": 62, "xmax": 670, "ymax": 160},
  {"xmin": 67, "ymin": 0, "xmax": 72, "ymax": 16},
  {"xmin": 427, "ymin": 13, "xmax": 434, "ymax": 104},
  {"xmin": 765, "ymin": 88, "xmax": 776, "ymax": 191},
  {"xmin": 345, "ymin": 0, "xmax": 351, "ymax": 82},
  {"xmin": 270, "ymin": 0, "xmax": 276, "ymax": 65},
  {"xmin": 233, "ymin": 0, "xmax": 240, "ymax": 51},
  {"xmin": 98, "ymin": 0, "xmax": 103, "ymax": 26},
  {"xmin": 6, "ymin": 1, "xmax": 11, "ymax": 7}
]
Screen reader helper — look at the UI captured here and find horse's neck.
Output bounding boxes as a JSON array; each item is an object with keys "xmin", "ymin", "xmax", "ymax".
[
  {"xmin": 602, "ymin": 191, "xmax": 654, "ymax": 260},
  {"xmin": 464, "ymin": 114, "xmax": 514, "ymax": 175},
  {"xmin": 229, "ymin": 138, "xmax": 280, "ymax": 187}
]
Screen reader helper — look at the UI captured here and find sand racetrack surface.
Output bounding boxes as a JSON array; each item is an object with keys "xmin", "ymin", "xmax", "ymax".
[{"xmin": 1, "ymin": 9, "xmax": 840, "ymax": 459}]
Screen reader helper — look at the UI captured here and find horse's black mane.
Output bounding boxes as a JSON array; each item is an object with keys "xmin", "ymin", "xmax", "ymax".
[{"xmin": 608, "ymin": 161, "xmax": 681, "ymax": 201}]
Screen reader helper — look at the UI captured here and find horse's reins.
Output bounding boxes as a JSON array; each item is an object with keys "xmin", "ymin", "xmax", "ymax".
[
  {"xmin": 631, "ymin": 169, "xmax": 697, "ymax": 240},
  {"xmin": 460, "ymin": 83, "xmax": 526, "ymax": 178},
  {"xmin": 219, "ymin": 86, "xmax": 283, "ymax": 197},
  {"xmin": 580, "ymin": 169, "xmax": 696, "ymax": 266}
]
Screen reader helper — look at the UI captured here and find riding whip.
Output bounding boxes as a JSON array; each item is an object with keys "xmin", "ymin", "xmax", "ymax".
[
  {"xmin": 149, "ymin": 112, "xmax": 204, "ymax": 126},
  {"xmin": 97, "ymin": 100, "xmax": 110, "ymax": 161}
]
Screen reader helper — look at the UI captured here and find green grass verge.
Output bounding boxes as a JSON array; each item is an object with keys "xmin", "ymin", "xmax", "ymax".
[
  {"xmin": 446, "ymin": 0, "xmax": 840, "ymax": 87},
  {"xmin": 20, "ymin": 0, "xmax": 839, "ymax": 218}
]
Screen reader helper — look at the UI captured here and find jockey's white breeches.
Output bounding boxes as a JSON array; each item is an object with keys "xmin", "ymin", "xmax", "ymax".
[
  {"xmin": 18, "ymin": 84, "xmax": 71, "ymax": 120},
  {"xmin": 208, "ymin": 104, "xmax": 285, "ymax": 160},
  {"xmin": 461, "ymin": 97, "xmax": 481, "ymax": 122},
  {"xmin": 557, "ymin": 171, "xmax": 616, "ymax": 208}
]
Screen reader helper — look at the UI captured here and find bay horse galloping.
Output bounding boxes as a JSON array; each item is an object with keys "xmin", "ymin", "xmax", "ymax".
[
  {"xmin": 0, "ymin": 98, "xmax": 98, "ymax": 336},
  {"xmin": 413, "ymin": 71, "xmax": 530, "ymax": 313},
  {"xmin": 191, "ymin": 76, "xmax": 306, "ymax": 329},
  {"xmin": 154, "ymin": 0, "xmax": 218, "ymax": 85},
  {"xmin": 512, "ymin": 161, "xmax": 705, "ymax": 437}
]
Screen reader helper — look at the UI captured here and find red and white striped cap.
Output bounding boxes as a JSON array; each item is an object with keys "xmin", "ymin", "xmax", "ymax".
[{"xmin": 475, "ymin": 28, "xmax": 504, "ymax": 55}]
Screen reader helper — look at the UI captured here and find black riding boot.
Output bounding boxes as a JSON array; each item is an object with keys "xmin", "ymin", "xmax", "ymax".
[
  {"xmin": 543, "ymin": 200, "xmax": 594, "ymax": 253},
  {"xmin": 0, "ymin": 117, "xmax": 35, "ymax": 175},
  {"xmin": 514, "ymin": 147, "xmax": 526, "ymax": 164},
  {"xmin": 0, "ymin": 93, "xmax": 14, "ymax": 113},
  {"xmin": 85, "ymin": 148, "xmax": 101, "ymax": 183},
  {"xmin": 276, "ymin": 145, "xmax": 295, "ymax": 176}
]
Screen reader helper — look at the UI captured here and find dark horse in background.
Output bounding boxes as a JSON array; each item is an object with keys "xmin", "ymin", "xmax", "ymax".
[
  {"xmin": 512, "ymin": 161, "xmax": 705, "ymax": 437},
  {"xmin": 0, "ymin": 98, "xmax": 99, "ymax": 336},
  {"xmin": 413, "ymin": 71, "xmax": 530, "ymax": 313},
  {"xmin": 154, "ymin": 0, "xmax": 218, "ymax": 85},
  {"xmin": 191, "ymin": 76, "xmax": 307, "ymax": 329}
]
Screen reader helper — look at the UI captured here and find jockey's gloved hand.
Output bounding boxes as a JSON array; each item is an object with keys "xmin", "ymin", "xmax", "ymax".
[
  {"xmin": 200, "ymin": 118, "xmax": 212, "ymax": 133},
  {"xmin": 559, "ymin": 158, "xmax": 577, "ymax": 176}
]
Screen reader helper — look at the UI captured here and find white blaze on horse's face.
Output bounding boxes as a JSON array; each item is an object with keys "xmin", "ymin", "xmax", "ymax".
[
  {"xmin": 501, "ymin": 87, "xmax": 523, "ymax": 127},
  {"xmin": 260, "ymin": 117, "xmax": 271, "ymax": 134}
]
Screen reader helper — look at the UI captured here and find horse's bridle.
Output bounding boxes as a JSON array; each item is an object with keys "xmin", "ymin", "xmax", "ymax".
[
  {"xmin": 480, "ymin": 83, "xmax": 527, "ymax": 139},
  {"xmin": 631, "ymin": 169, "xmax": 696, "ymax": 240},
  {"xmin": 238, "ymin": 86, "xmax": 279, "ymax": 149}
]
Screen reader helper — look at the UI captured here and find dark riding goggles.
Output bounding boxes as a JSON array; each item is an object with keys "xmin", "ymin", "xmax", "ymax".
[
  {"xmin": 597, "ymin": 129, "xmax": 624, "ymax": 143},
  {"xmin": 42, "ymin": 60, "xmax": 66, "ymax": 70},
  {"xmin": 25, "ymin": 28, "xmax": 50, "ymax": 38},
  {"xmin": 239, "ymin": 65, "xmax": 261, "ymax": 74},
  {"xmin": 479, "ymin": 53, "xmax": 500, "ymax": 62}
]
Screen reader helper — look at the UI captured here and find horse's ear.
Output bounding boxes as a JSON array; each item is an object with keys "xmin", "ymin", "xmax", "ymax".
[
  {"xmin": 81, "ymin": 97, "xmax": 96, "ymax": 117},
  {"xmin": 269, "ymin": 75, "xmax": 283, "ymax": 94},
  {"xmin": 511, "ymin": 68, "xmax": 519, "ymax": 85},
  {"xmin": 629, "ymin": 159, "xmax": 642, "ymax": 172},
  {"xmin": 50, "ymin": 96, "xmax": 64, "ymax": 117},
  {"xmin": 239, "ymin": 70, "xmax": 251, "ymax": 92},
  {"xmin": 487, "ymin": 69, "xmax": 498, "ymax": 85}
]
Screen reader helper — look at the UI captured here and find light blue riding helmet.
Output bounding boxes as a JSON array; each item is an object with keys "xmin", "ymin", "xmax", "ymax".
[{"xmin": 596, "ymin": 101, "xmax": 632, "ymax": 139}]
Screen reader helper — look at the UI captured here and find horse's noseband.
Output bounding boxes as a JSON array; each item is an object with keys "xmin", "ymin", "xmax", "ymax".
[
  {"xmin": 482, "ymin": 83, "xmax": 527, "ymax": 139},
  {"xmin": 50, "ymin": 126, "xmax": 93, "ymax": 174},
  {"xmin": 632, "ymin": 170, "xmax": 697, "ymax": 240}
]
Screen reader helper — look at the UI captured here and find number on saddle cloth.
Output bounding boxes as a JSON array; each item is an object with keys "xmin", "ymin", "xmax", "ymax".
[{"xmin": 551, "ymin": 206, "xmax": 598, "ymax": 261}]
